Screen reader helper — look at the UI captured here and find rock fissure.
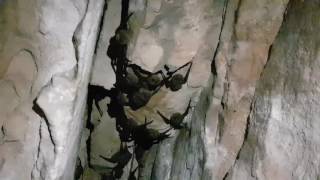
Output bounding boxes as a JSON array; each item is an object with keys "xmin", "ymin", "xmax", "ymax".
[
  {"xmin": 94, "ymin": 0, "xmax": 108, "ymax": 54},
  {"xmin": 233, "ymin": 0, "xmax": 243, "ymax": 32},
  {"xmin": 211, "ymin": 0, "xmax": 229, "ymax": 68},
  {"xmin": 31, "ymin": 120, "xmax": 43, "ymax": 179},
  {"xmin": 32, "ymin": 99, "xmax": 55, "ymax": 149}
]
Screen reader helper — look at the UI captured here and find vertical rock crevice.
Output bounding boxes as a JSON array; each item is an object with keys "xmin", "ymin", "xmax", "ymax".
[
  {"xmin": 202, "ymin": 0, "xmax": 293, "ymax": 179},
  {"xmin": 226, "ymin": 1, "xmax": 320, "ymax": 179}
]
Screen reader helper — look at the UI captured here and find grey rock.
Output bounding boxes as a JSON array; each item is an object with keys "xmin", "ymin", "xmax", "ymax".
[
  {"xmin": 1, "ymin": 0, "xmax": 319, "ymax": 180},
  {"xmin": 227, "ymin": 1, "xmax": 320, "ymax": 180},
  {"xmin": 0, "ymin": 0, "xmax": 105, "ymax": 179}
]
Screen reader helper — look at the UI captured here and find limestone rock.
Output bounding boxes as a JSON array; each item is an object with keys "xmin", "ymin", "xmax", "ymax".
[
  {"xmin": 1, "ymin": 0, "xmax": 320, "ymax": 180},
  {"xmin": 203, "ymin": 0, "xmax": 290, "ymax": 179},
  {"xmin": 0, "ymin": 0, "xmax": 105, "ymax": 179},
  {"xmin": 227, "ymin": 1, "xmax": 320, "ymax": 180}
]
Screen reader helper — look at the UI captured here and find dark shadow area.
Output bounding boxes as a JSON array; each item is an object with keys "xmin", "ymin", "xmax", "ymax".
[
  {"xmin": 32, "ymin": 98, "xmax": 46, "ymax": 120},
  {"xmin": 32, "ymin": 98, "xmax": 56, "ymax": 147},
  {"xmin": 85, "ymin": 0, "xmax": 194, "ymax": 179}
]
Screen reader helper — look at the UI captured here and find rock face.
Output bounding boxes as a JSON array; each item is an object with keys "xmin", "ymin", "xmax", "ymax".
[
  {"xmin": 202, "ymin": 0, "xmax": 290, "ymax": 179},
  {"xmin": 0, "ymin": 0, "xmax": 104, "ymax": 179},
  {"xmin": 1, "ymin": 0, "xmax": 319, "ymax": 180},
  {"xmin": 226, "ymin": 1, "xmax": 320, "ymax": 180}
]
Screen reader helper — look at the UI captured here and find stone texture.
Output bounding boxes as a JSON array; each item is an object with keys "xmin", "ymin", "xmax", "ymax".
[
  {"xmin": 1, "ymin": 0, "xmax": 320, "ymax": 180},
  {"xmin": 0, "ymin": 0, "xmax": 105, "ymax": 179},
  {"xmin": 203, "ymin": 0, "xmax": 290, "ymax": 179},
  {"xmin": 226, "ymin": 1, "xmax": 320, "ymax": 180}
]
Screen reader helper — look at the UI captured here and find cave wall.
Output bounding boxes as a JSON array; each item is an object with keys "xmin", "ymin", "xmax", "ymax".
[
  {"xmin": 0, "ymin": 0, "xmax": 104, "ymax": 179},
  {"xmin": 85, "ymin": 0, "xmax": 290, "ymax": 179},
  {"xmin": 203, "ymin": 0, "xmax": 290, "ymax": 179},
  {"xmin": 227, "ymin": 1, "xmax": 320, "ymax": 179},
  {"xmin": 0, "ymin": 0, "xmax": 319, "ymax": 180}
]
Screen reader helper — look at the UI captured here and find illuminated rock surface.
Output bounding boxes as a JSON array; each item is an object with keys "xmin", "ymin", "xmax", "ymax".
[{"xmin": 0, "ymin": 0, "xmax": 319, "ymax": 180}]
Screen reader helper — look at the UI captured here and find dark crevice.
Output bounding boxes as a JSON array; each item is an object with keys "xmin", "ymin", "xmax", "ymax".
[
  {"xmin": 83, "ymin": 0, "xmax": 196, "ymax": 179},
  {"xmin": 258, "ymin": 1, "xmax": 290, "ymax": 81},
  {"xmin": 243, "ymin": 102, "xmax": 253, "ymax": 143},
  {"xmin": 94, "ymin": 0, "xmax": 108, "ymax": 54},
  {"xmin": 209, "ymin": 0, "xmax": 231, "ymax": 150},
  {"xmin": 282, "ymin": 0, "xmax": 292, "ymax": 24},
  {"xmin": 211, "ymin": 0, "xmax": 229, "ymax": 77},
  {"xmin": 32, "ymin": 98, "xmax": 55, "ymax": 148},
  {"xmin": 120, "ymin": 0, "xmax": 130, "ymax": 28},
  {"xmin": 74, "ymin": 157, "xmax": 84, "ymax": 180},
  {"xmin": 72, "ymin": 22, "xmax": 81, "ymax": 63},
  {"xmin": 258, "ymin": 44, "xmax": 273, "ymax": 81},
  {"xmin": 85, "ymin": 6, "xmax": 192, "ymax": 180},
  {"xmin": 229, "ymin": 0, "xmax": 243, "ymax": 45},
  {"xmin": 217, "ymin": 112, "xmax": 225, "ymax": 143},
  {"xmin": 208, "ymin": 0, "xmax": 231, "ymax": 158},
  {"xmin": 32, "ymin": 99, "xmax": 46, "ymax": 119},
  {"xmin": 0, "ymin": 126, "xmax": 5, "ymax": 141},
  {"xmin": 222, "ymin": 172, "xmax": 229, "ymax": 180},
  {"xmin": 30, "ymin": 80, "xmax": 54, "ymax": 178},
  {"xmin": 233, "ymin": 0, "xmax": 243, "ymax": 27},
  {"xmin": 31, "ymin": 120, "xmax": 42, "ymax": 180}
]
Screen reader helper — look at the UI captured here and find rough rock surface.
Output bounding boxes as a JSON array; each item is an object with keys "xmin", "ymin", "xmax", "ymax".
[
  {"xmin": 0, "ymin": 0, "xmax": 104, "ymax": 179},
  {"xmin": 226, "ymin": 1, "xmax": 320, "ymax": 180},
  {"xmin": 203, "ymin": 0, "xmax": 289, "ymax": 179},
  {"xmin": 1, "ymin": 0, "xmax": 319, "ymax": 180}
]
